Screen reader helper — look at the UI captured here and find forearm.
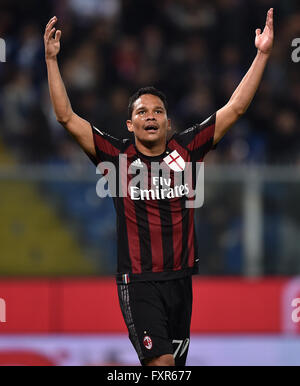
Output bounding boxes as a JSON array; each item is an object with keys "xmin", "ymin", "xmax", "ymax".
[
  {"xmin": 46, "ymin": 57, "xmax": 73, "ymax": 123},
  {"xmin": 229, "ymin": 51, "xmax": 270, "ymax": 115}
]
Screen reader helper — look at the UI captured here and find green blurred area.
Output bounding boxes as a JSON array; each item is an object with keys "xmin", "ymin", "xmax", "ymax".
[{"xmin": 0, "ymin": 179, "xmax": 97, "ymax": 276}]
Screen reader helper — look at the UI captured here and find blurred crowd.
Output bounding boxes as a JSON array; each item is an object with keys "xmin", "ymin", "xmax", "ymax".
[{"xmin": 0, "ymin": 0, "xmax": 300, "ymax": 166}]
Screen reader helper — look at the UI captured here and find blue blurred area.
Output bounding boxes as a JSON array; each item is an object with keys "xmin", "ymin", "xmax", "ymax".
[{"xmin": 42, "ymin": 177, "xmax": 117, "ymax": 273}]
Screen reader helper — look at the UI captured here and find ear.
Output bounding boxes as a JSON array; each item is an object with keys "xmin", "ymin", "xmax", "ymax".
[
  {"xmin": 126, "ymin": 119, "xmax": 133, "ymax": 133},
  {"xmin": 167, "ymin": 118, "xmax": 171, "ymax": 132}
]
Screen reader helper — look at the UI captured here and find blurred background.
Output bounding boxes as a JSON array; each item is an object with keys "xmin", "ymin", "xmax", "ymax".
[{"xmin": 0, "ymin": 0, "xmax": 300, "ymax": 366}]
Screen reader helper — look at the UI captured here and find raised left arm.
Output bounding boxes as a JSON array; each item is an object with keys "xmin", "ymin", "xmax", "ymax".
[{"xmin": 214, "ymin": 8, "xmax": 274, "ymax": 145}]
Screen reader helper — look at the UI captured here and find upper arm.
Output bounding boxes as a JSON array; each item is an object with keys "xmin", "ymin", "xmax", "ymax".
[
  {"xmin": 215, "ymin": 102, "xmax": 241, "ymax": 145},
  {"xmin": 60, "ymin": 112, "xmax": 97, "ymax": 160}
]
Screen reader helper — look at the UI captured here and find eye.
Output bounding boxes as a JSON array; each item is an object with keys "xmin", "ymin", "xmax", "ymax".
[
  {"xmin": 138, "ymin": 110, "xmax": 145, "ymax": 115},
  {"xmin": 155, "ymin": 110, "xmax": 163, "ymax": 114}
]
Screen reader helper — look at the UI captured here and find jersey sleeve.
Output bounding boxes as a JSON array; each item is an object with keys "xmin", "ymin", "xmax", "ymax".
[
  {"xmin": 174, "ymin": 113, "xmax": 216, "ymax": 160},
  {"xmin": 90, "ymin": 123, "xmax": 122, "ymax": 165}
]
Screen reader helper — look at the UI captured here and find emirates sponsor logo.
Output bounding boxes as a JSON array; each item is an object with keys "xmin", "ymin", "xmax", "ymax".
[{"xmin": 129, "ymin": 177, "xmax": 189, "ymax": 200}]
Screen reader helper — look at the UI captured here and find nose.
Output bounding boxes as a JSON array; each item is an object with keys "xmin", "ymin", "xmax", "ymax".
[{"xmin": 146, "ymin": 114, "xmax": 156, "ymax": 121}]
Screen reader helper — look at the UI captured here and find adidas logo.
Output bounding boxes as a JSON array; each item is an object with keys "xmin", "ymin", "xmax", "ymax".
[{"xmin": 130, "ymin": 158, "xmax": 144, "ymax": 168}]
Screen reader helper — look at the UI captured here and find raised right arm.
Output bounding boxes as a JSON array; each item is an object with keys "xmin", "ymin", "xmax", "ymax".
[{"xmin": 44, "ymin": 16, "xmax": 96, "ymax": 159}]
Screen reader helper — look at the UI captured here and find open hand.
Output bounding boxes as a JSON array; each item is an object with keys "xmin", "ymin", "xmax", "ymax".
[
  {"xmin": 44, "ymin": 16, "xmax": 61, "ymax": 60},
  {"xmin": 255, "ymin": 8, "xmax": 274, "ymax": 55}
]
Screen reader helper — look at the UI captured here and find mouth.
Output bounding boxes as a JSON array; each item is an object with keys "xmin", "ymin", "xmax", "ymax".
[{"xmin": 144, "ymin": 125, "xmax": 159, "ymax": 132}]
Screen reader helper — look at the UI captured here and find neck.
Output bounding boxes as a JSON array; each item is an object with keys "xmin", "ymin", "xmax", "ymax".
[{"xmin": 135, "ymin": 138, "xmax": 166, "ymax": 157}]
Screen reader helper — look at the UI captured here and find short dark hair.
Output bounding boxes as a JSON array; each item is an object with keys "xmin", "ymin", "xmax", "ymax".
[{"xmin": 127, "ymin": 86, "xmax": 168, "ymax": 119}]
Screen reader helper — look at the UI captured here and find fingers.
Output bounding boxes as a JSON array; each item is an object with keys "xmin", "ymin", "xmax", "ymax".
[
  {"xmin": 266, "ymin": 8, "xmax": 273, "ymax": 29},
  {"xmin": 44, "ymin": 16, "xmax": 58, "ymax": 40},
  {"xmin": 257, "ymin": 8, "xmax": 273, "ymax": 37},
  {"xmin": 46, "ymin": 16, "xmax": 56, "ymax": 28},
  {"xmin": 45, "ymin": 16, "xmax": 57, "ymax": 32},
  {"xmin": 49, "ymin": 27, "xmax": 56, "ymax": 40},
  {"xmin": 55, "ymin": 30, "xmax": 62, "ymax": 42}
]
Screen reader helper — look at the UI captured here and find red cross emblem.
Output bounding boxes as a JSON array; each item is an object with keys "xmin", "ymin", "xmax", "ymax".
[{"xmin": 163, "ymin": 150, "xmax": 185, "ymax": 172}]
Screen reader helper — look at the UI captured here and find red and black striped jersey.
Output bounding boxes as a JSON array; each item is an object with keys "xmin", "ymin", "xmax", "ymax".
[{"xmin": 90, "ymin": 113, "xmax": 216, "ymax": 282}]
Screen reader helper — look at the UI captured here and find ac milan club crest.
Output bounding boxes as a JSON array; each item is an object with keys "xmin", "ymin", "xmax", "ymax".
[
  {"xmin": 143, "ymin": 336, "xmax": 153, "ymax": 350},
  {"xmin": 163, "ymin": 150, "xmax": 185, "ymax": 172}
]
